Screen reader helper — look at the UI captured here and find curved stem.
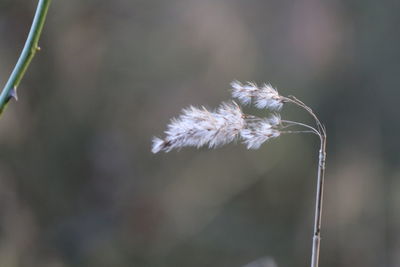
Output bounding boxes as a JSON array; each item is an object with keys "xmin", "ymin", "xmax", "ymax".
[
  {"xmin": 0, "ymin": 0, "xmax": 52, "ymax": 115},
  {"xmin": 281, "ymin": 119, "xmax": 320, "ymax": 137},
  {"xmin": 291, "ymin": 95, "xmax": 325, "ymax": 135},
  {"xmin": 280, "ymin": 130, "xmax": 316, "ymax": 134},
  {"xmin": 287, "ymin": 96, "xmax": 323, "ymax": 130},
  {"xmin": 281, "ymin": 95, "xmax": 327, "ymax": 267},
  {"xmin": 282, "ymin": 96, "xmax": 326, "ymax": 136}
]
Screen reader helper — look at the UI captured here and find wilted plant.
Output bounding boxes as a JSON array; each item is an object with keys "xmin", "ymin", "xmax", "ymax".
[{"xmin": 152, "ymin": 80, "xmax": 326, "ymax": 267}]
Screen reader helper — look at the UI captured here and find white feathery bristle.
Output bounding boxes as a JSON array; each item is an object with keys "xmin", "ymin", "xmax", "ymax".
[
  {"xmin": 230, "ymin": 80, "xmax": 255, "ymax": 105},
  {"xmin": 231, "ymin": 80, "xmax": 283, "ymax": 111},
  {"xmin": 254, "ymin": 83, "xmax": 283, "ymax": 110},
  {"xmin": 267, "ymin": 114, "xmax": 281, "ymax": 126},
  {"xmin": 151, "ymin": 137, "xmax": 165, "ymax": 154},
  {"xmin": 209, "ymin": 101, "xmax": 245, "ymax": 148},
  {"xmin": 153, "ymin": 102, "xmax": 245, "ymax": 152},
  {"xmin": 241, "ymin": 118, "xmax": 280, "ymax": 149}
]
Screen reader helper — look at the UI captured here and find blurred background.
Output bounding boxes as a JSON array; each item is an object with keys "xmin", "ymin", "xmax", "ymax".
[{"xmin": 0, "ymin": 0, "xmax": 399, "ymax": 266}]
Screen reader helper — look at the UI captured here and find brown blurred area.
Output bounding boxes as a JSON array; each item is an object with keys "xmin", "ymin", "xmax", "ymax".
[{"xmin": 0, "ymin": 0, "xmax": 400, "ymax": 266}]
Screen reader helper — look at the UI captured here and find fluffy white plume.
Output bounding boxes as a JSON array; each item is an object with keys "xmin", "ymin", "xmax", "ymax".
[
  {"xmin": 231, "ymin": 80, "xmax": 256, "ymax": 105},
  {"xmin": 231, "ymin": 80, "xmax": 283, "ymax": 111},
  {"xmin": 151, "ymin": 101, "xmax": 246, "ymax": 153},
  {"xmin": 152, "ymin": 81, "xmax": 289, "ymax": 152},
  {"xmin": 266, "ymin": 114, "xmax": 281, "ymax": 126},
  {"xmin": 151, "ymin": 137, "xmax": 165, "ymax": 154},
  {"xmin": 240, "ymin": 117, "xmax": 281, "ymax": 149}
]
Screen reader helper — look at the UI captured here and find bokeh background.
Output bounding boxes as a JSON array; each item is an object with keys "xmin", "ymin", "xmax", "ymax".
[{"xmin": 0, "ymin": 0, "xmax": 399, "ymax": 266}]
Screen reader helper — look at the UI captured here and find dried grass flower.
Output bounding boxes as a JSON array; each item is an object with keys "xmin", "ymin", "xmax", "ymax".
[
  {"xmin": 151, "ymin": 80, "xmax": 327, "ymax": 267},
  {"xmin": 231, "ymin": 80, "xmax": 284, "ymax": 110},
  {"xmin": 152, "ymin": 101, "xmax": 245, "ymax": 153},
  {"xmin": 241, "ymin": 115, "xmax": 281, "ymax": 149}
]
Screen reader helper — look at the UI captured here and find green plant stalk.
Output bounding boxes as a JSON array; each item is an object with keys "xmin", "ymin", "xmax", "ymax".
[{"xmin": 0, "ymin": 0, "xmax": 52, "ymax": 115}]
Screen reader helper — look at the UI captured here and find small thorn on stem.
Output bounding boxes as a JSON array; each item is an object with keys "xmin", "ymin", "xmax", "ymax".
[
  {"xmin": 10, "ymin": 87, "xmax": 18, "ymax": 101},
  {"xmin": 36, "ymin": 46, "xmax": 41, "ymax": 52}
]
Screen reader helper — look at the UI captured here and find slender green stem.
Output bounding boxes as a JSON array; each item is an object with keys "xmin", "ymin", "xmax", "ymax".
[{"xmin": 0, "ymin": 0, "xmax": 52, "ymax": 115}]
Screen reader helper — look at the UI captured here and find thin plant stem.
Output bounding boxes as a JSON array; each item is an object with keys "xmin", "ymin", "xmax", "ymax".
[
  {"xmin": 0, "ymin": 0, "xmax": 52, "ymax": 115},
  {"xmin": 280, "ymin": 130, "xmax": 316, "ymax": 134},
  {"xmin": 287, "ymin": 95, "xmax": 325, "ymax": 134},
  {"xmin": 281, "ymin": 119, "xmax": 320, "ymax": 136},
  {"xmin": 283, "ymin": 98, "xmax": 327, "ymax": 267},
  {"xmin": 311, "ymin": 133, "xmax": 326, "ymax": 267},
  {"xmin": 282, "ymin": 96, "xmax": 326, "ymax": 136}
]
